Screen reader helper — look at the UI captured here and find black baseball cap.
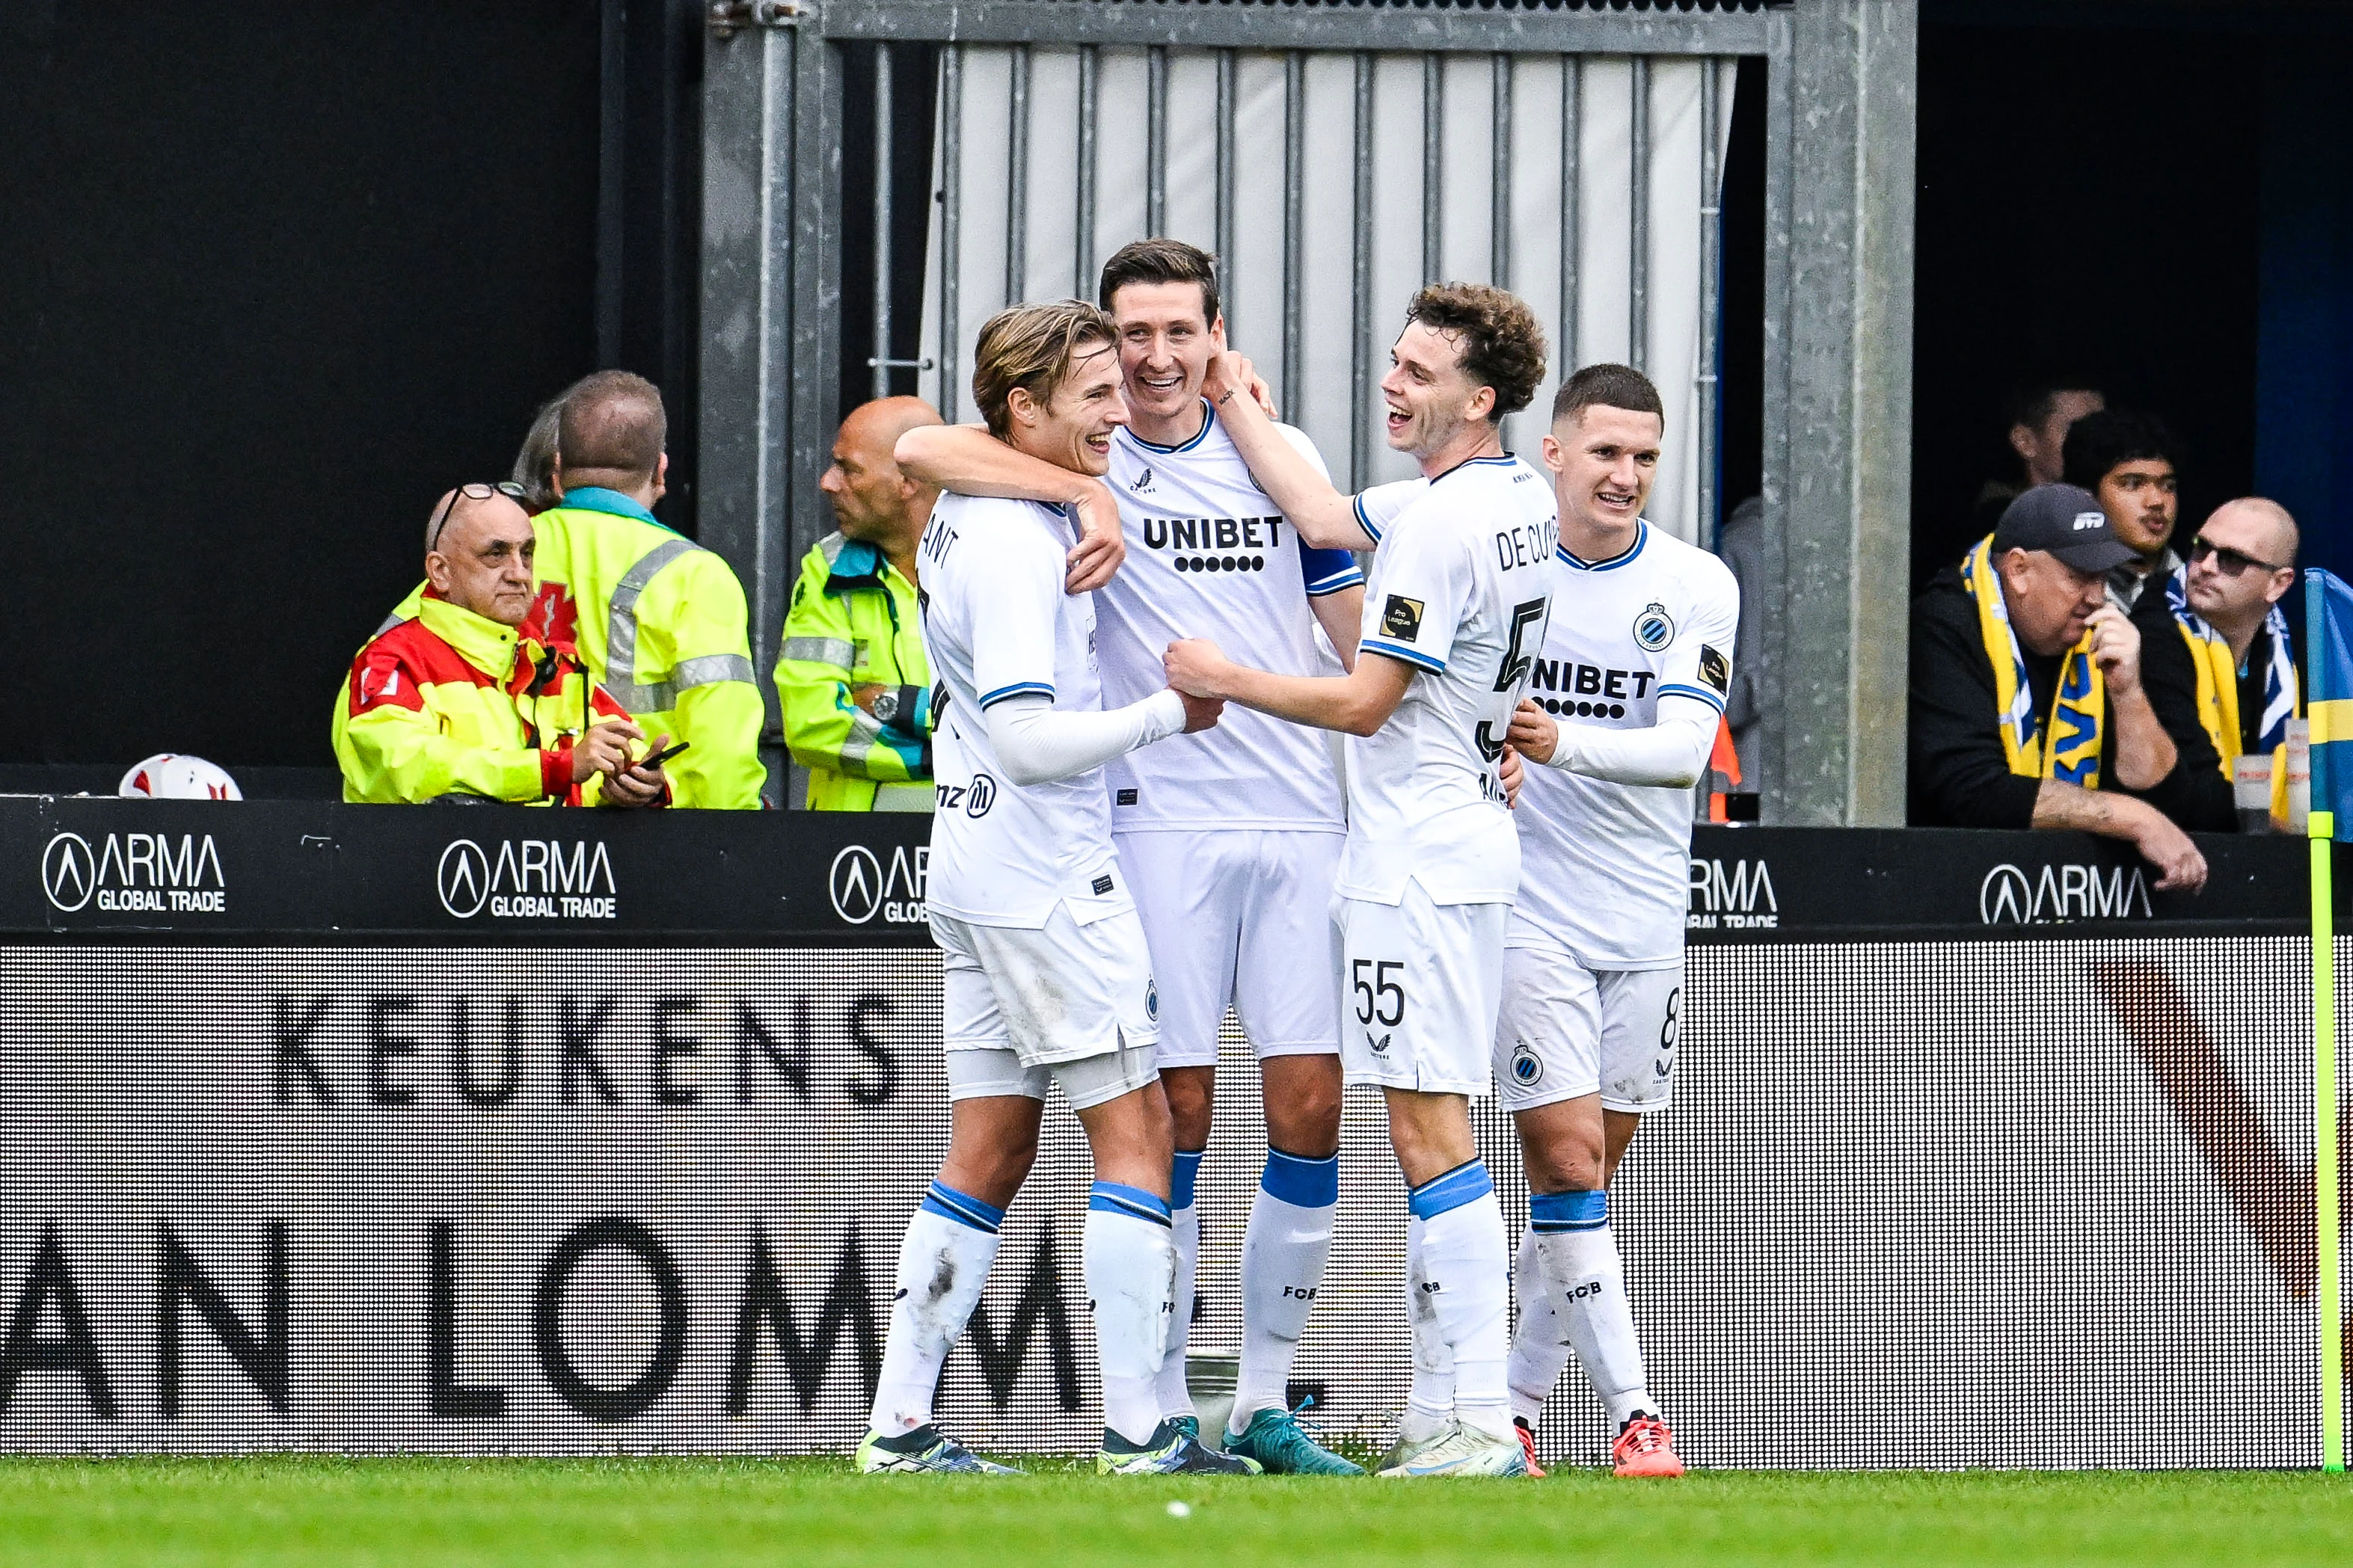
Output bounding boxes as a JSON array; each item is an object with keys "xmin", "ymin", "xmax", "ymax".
[{"xmin": 1993, "ymin": 483, "xmax": 2141, "ymax": 574}]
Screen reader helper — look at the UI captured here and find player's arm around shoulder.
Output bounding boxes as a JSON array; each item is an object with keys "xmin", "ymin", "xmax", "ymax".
[
  {"xmin": 894, "ymin": 423, "xmax": 1126, "ymax": 592},
  {"xmin": 1203, "ymin": 351, "xmax": 1372, "ymax": 552}
]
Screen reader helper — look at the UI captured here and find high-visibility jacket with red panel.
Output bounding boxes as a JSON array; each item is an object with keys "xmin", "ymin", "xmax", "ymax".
[
  {"xmin": 336, "ymin": 594, "xmax": 625, "ymax": 805},
  {"xmin": 331, "ymin": 488, "xmax": 766, "ymax": 808}
]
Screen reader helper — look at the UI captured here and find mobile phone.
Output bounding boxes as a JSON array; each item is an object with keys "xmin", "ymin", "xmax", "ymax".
[{"xmin": 639, "ymin": 741, "xmax": 691, "ymax": 769}]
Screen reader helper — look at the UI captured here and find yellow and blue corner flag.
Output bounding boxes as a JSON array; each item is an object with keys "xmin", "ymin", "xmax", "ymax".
[{"xmin": 2304, "ymin": 567, "xmax": 2349, "ymax": 1471}]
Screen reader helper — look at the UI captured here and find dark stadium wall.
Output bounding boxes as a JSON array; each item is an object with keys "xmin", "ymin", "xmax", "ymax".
[
  {"xmin": 1911, "ymin": 15, "xmax": 2261, "ymax": 593},
  {"xmin": 0, "ymin": 0, "xmax": 701, "ymax": 780}
]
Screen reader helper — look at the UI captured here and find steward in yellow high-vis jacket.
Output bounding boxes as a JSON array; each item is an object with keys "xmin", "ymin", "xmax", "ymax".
[
  {"xmin": 335, "ymin": 488, "xmax": 649, "ymax": 805},
  {"xmin": 779, "ymin": 532, "xmax": 931, "ymax": 809},
  {"xmin": 776, "ymin": 397, "xmax": 945, "ymax": 811},
  {"xmin": 331, "ymin": 372, "xmax": 767, "ymax": 808}
]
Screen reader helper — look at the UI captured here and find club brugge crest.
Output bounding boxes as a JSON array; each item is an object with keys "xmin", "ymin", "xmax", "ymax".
[
  {"xmin": 1146, "ymin": 977, "xmax": 1159, "ymax": 1022},
  {"xmin": 1511, "ymin": 1044, "xmax": 1543, "ymax": 1085},
  {"xmin": 1633, "ymin": 601, "xmax": 1675, "ymax": 651}
]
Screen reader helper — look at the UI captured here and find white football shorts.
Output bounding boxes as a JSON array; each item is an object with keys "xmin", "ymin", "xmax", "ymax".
[
  {"xmin": 1331, "ymin": 881, "xmax": 1509, "ymax": 1096},
  {"xmin": 933, "ymin": 902, "xmax": 1162, "ymax": 1110},
  {"xmin": 1494, "ymin": 945, "xmax": 1681, "ymax": 1113},
  {"xmin": 1117, "ymin": 827, "xmax": 1346, "ymax": 1069}
]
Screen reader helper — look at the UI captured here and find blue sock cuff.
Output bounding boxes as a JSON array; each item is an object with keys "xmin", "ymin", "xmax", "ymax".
[
  {"xmin": 1406, "ymin": 1160, "xmax": 1494, "ymax": 1221},
  {"xmin": 1170, "ymin": 1149, "xmax": 1205, "ymax": 1211},
  {"xmin": 1088, "ymin": 1180, "xmax": 1174, "ymax": 1227},
  {"xmin": 920, "ymin": 1179, "xmax": 1005, "ymax": 1234},
  {"xmin": 1260, "ymin": 1148, "xmax": 1340, "ymax": 1208},
  {"xmin": 1530, "ymin": 1188, "xmax": 1609, "ymax": 1232}
]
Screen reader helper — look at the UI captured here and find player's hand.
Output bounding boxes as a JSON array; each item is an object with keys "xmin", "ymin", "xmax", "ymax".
[
  {"xmin": 2131, "ymin": 805, "xmax": 2207, "ymax": 893},
  {"xmin": 1506, "ymin": 698, "xmax": 1559, "ymax": 765},
  {"xmin": 601, "ymin": 731, "xmax": 672, "ymax": 808},
  {"xmin": 2086, "ymin": 605, "xmax": 2143, "ymax": 695},
  {"xmin": 1066, "ymin": 477, "xmax": 1126, "ymax": 594},
  {"xmin": 1500, "ymin": 744, "xmax": 1524, "ymax": 809},
  {"xmin": 1163, "ymin": 638, "xmax": 1232, "ymax": 699},
  {"xmin": 1203, "ymin": 351, "xmax": 1267, "ymax": 421},
  {"xmin": 1176, "ymin": 691, "xmax": 1224, "ymax": 734},
  {"xmin": 571, "ymin": 718, "xmax": 642, "ymax": 783}
]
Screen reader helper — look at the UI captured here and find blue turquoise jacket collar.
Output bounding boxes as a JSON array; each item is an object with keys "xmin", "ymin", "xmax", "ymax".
[
  {"xmin": 556, "ymin": 486, "xmax": 668, "ymax": 530},
  {"xmin": 824, "ymin": 538, "xmax": 890, "ymax": 594}
]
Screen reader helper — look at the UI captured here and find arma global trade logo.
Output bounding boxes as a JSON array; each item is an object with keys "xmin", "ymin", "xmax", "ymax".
[
  {"xmin": 1687, "ymin": 856, "xmax": 1777, "ymax": 929},
  {"xmin": 826, "ymin": 843, "xmax": 927, "ymax": 926},
  {"xmin": 1978, "ymin": 861, "xmax": 2152, "ymax": 925},
  {"xmin": 41, "ymin": 831, "xmax": 227, "ymax": 914},
  {"xmin": 437, "ymin": 839, "xmax": 616, "ymax": 920}
]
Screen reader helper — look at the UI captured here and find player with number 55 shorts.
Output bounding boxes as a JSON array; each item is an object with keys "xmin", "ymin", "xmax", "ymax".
[{"xmin": 1166, "ymin": 283, "xmax": 1558, "ymax": 1480}]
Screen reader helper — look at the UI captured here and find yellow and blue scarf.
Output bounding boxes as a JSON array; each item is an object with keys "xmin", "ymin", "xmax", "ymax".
[
  {"xmin": 2162, "ymin": 562, "xmax": 2298, "ymax": 772},
  {"xmin": 1962, "ymin": 535, "xmax": 2104, "ymax": 786}
]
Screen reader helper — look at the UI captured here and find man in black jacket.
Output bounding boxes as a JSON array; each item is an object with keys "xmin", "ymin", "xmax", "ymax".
[{"xmin": 1909, "ymin": 483, "xmax": 2210, "ymax": 891}]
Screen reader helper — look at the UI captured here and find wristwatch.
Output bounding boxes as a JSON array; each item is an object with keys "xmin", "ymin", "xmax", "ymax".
[{"xmin": 871, "ymin": 687, "xmax": 904, "ymax": 725}]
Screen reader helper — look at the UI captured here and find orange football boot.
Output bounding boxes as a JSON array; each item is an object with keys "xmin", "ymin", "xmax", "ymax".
[{"xmin": 1610, "ymin": 1415, "xmax": 1684, "ymax": 1478}]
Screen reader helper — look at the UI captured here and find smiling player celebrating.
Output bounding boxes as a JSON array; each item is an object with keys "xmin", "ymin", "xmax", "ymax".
[
  {"xmin": 896, "ymin": 242, "xmax": 1366, "ymax": 1475},
  {"xmin": 1166, "ymin": 283, "xmax": 1558, "ymax": 1478},
  {"xmin": 1494, "ymin": 363, "xmax": 1737, "ymax": 1478}
]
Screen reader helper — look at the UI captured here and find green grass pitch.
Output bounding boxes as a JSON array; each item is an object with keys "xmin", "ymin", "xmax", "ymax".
[{"xmin": 0, "ymin": 1460, "xmax": 2349, "ymax": 1567}]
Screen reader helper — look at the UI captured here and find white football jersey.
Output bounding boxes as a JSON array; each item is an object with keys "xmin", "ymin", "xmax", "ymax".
[
  {"xmin": 918, "ymin": 491, "xmax": 1132, "ymax": 929},
  {"xmin": 1511, "ymin": 519, "xmax": 1740, "ymax": 967},
  {"xmin": 1339, "ymin": 454, "xmax": 1560, "ymax": 906},
  {"xmin": 1098, "ymin": 402, "xmax": 1363, "ymax": 833}
]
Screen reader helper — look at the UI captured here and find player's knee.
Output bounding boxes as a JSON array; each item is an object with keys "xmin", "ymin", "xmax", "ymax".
[
  {"xmin": 1160, "ymin": 1067, "xmax": 1215, "ymax": 1148},
  {"xmin": 1264, "ymin": 1077, "xmax": 1342, "ymax": 1160}
]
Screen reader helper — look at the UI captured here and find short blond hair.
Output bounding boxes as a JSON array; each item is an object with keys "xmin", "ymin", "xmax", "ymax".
[{"xmin": 971, "ymin": 301, "xmax": 1118, "ymax": 437}]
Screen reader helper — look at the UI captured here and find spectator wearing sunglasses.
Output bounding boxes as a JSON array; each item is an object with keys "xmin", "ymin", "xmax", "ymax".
[
  {"xmin": 336, "ymin": 486, "xmax": 651, "ymax": 805},
  {"xmin": 333, "ymin": 372, "xmax": 767, "ymax": 807},
  {"xmin": 2131, "ymin": 499, "xmax": 2301, "ymax": 831},
  {"xmin": 2061, "ymin": 409, "xmax": 2182, "ymax": 613}
]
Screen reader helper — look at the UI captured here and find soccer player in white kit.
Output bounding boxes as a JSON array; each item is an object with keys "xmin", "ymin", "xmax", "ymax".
[
  {"xmin": 1494, "ymin": 363, "xmax": 1735, "ymax": 1478},
  {"xmin": 895, "ymin": 241, "xmax": 1366, "ymax": 1474},
  {"xmin": 1167, "ymin": 283, "xmax": 1559, "ymax": 1478},
  {"xmin": 855, "ymin": 301, "xmax": 1255, "ymax": 1478}
]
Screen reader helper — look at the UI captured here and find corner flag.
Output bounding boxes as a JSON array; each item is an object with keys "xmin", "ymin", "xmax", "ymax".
[{"xmin": 2304, "ymin": 566, "xmax": 2352, "ymax": 1472}]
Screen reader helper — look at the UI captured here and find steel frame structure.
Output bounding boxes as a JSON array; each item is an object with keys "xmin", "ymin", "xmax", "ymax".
[{"xmin": 699, "ymin": 0, "xmax": 1914, "ymax": 823}]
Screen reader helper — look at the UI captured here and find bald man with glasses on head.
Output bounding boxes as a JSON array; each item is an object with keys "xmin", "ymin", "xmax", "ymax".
[{"xmin": 2131, "ymin": 498, "xmax": 2303, "ymax": 833}]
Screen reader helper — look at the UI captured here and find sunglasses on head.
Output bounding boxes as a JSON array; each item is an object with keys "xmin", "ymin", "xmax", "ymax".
[
  {"xmin": 2187, "ymin": 535, "xmax": 2289, "ymax": 577},
  {"xmin": 428, "ymin": 482, "xmax": 530, "ymax": 555}
]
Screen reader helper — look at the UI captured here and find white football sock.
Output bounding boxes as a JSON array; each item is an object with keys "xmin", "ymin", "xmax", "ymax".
[
  {"xmin": 1399, "ymin": 1214, "xmax": 1454, "ymax": 1445},
  {"xmin": 1232, "ymin": 1149, "xmax": 1338, "ymax": 1429},
  {"xmin": 1508, "ymin": 1223, "xmax": 1574, "ymax": 1427},
  {"xmin": 1411, "ymin": 1162, "xmax": 1512, "ymax": 1442},
  {"xmin": 1087, "ymin": 1181, "xmax": 1178, "ymax": 1446},
  {"xmin": 1531, "ymin": 1189, "xmax": 1652, "ymax": 1427},
  {"xmin": 1153, "ymin": 1151, "xmax": 1203, "ymax": 1421},
  {"xmin": 868, "ymin": 1181, "xmax": 1004, "ymax": 1434}
]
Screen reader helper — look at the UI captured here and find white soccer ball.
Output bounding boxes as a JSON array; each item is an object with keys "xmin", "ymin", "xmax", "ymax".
[{"xmin": 118, "ymin": 754, "xmax": 242, "ymax": 801}]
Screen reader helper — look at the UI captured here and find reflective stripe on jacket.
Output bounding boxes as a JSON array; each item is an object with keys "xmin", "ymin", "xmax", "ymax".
[
  {"xmin": 331, "ymin": 488, "xmax": 767, "ymax": 808},
  {"xmin": 336, "ymin": 596, "xmax": 617, "ymax": 805},
  {"xmin": 776, "ymin": 532, "xmax": 933, "ymax": 811}
]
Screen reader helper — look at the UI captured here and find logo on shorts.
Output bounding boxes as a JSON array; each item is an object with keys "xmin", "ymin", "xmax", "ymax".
[
  {"xmin": 1633, "ymin": 602, "xmax": 1675, "ymax": 651},
  {"xmin": 1365, "ymin": 1030, "xmax": 1392, "ymax": 1055},
  {"xmin": 1092, "ymin": 873, "xmax": 1115, "ymax": 896},
  {"xmin": 1511, "ymin": 1044, "xmax": 1542, "ymax": 1086},
  {"xmin": 1380, "ymin": 594, "xmax": 1425, "ymax": 641},
  {"xmin": 1146, "ymin": 977, "xmax": 1159, "ymax": 1022},
  {"xmin": 965, "ymin": 772, "xmax": 997, "ymax": 818}
]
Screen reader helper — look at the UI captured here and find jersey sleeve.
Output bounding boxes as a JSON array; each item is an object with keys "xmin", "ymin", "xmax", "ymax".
[
  {"xmin": 1298, "ymin": 537, "xmax": 1364, "ymax": 597},
  {"xmin": 1349, "ymin": 479, "xmax": 1426, "ymax": 544},
  {"xmin": 1358, "ymin": 508, "xmax": 1472, "ymax": 674},
  {"xmin": 1654, "ymin": 559, "xmax": 1742, "ymax": 715},
  {"xmin": 969, "ymin": 511, "xmax": 1069, "ymax": 709}
]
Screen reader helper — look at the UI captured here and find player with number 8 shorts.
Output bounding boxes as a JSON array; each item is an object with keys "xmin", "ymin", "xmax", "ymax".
[
  {"xmin": 1492, "ymin": 362, "xmax": 1737, "ymax": 1478},
  {"xmin": 1166, "ymin": 283, "xmax": 1559, "ymax": 1479},
  {"xmin": 898, "ymin": 241, "xmax": 1367, "ymax": 1475}
]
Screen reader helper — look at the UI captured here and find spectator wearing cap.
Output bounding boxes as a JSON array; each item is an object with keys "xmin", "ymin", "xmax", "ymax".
[
  {"xmin": 2062, "ymin": 409, "xmax": 2181, "ymax": 612},
  {"xmin": 2131, "ymin": 498, "xmax": 2302, "ymax": 831},
  {"xmin": 1909, "ymin": 484, "xmax": 2209, "ymax": 891}
]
